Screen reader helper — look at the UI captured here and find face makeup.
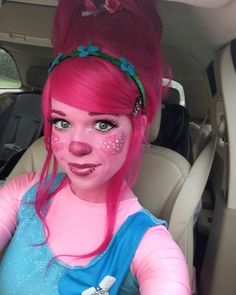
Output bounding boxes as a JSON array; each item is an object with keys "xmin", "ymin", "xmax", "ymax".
[
  {"xmin": 101, "ymin": 134, "xmax": 126, "ymax": 155},
  {"xmin": 49, "ymin": 99, "xmax": 132, "ymax": 199}
]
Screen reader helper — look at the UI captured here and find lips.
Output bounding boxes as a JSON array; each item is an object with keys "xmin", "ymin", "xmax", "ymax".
[{"xmin": 68, "ymin": 163, "xmax": 101, "ymax": 176}]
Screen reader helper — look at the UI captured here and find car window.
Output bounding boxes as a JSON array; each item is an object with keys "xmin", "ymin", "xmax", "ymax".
[{"xmin": 0, "ymin": 48, "xmax": 21, "ymax": 89}]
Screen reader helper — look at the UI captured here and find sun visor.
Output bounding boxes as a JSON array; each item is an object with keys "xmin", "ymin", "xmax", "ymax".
[
  {"xmin": 163, "ymin": 0, "xmax": 232, "ymax": 8},
  {"xmin": 0, "ymin": 0, "xmax": 57, "ymax": 7},
  {"xmin": 0, "ymin": 2, "xmax": 54, "ymax": 46}
]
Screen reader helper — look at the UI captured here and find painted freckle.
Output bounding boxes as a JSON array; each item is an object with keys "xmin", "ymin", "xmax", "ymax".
[
  {"xmin": 102, "ymin": 134, "xmax": 126, "ymax": 155},
  {"xmin": 51, "ymin": 135, "xmax": 66, "ymax": 151}
]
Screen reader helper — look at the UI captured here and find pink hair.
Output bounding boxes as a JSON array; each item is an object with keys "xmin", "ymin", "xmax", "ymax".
[{"xmin": 36, "ymin": 0, "xmax": 167, "ymax": 258}]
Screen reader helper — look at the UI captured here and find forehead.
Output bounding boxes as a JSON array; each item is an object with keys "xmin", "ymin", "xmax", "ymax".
[
  {"xmin": 50, "ymin": 98, "xmax": 131, "ymax": 124},
  {"xmin": 51, "ymin": 98, "xmax": 84, "ymax": 116},
  {"xmin": 51, "ymin": 99, "xmax": 103, "ymax": 117}
]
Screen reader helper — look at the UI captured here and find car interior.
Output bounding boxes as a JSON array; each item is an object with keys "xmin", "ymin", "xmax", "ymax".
[{"xmin": 0, "ymin": 0, "xmax": 236, "ymax": 294}]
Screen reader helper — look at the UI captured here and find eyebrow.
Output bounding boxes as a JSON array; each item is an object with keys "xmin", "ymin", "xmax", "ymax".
[
  {"xmin": 88, "ymin": 112, "xmax": 118, "ymax": 116},
  {"xmin": 51, "ymin": 109, "xmax": 66, "ymax": 116},
  {"xmin": 51, "ymin": 110, "xmax": 118, "ymax": 117}
]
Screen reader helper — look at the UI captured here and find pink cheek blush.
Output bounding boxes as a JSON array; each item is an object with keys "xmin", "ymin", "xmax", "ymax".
[
  {"xmin": 101, "ymin": 134, "xmax": 126, "ymax": 155},
  {"xmin": 51, "ymin": 134, "xmax": 67, "ymax": 152}
]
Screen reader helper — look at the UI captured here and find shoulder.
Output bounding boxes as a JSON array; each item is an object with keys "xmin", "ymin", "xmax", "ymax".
[
  {"xmin": 131, "ymin": 225, "xmax": 191, "ymax": 294},
  {"xmin": 135, "ymin": 224, "xmax": 181, "ymax": 255},
  {"xmin": 0, "ymin": 172, "xmax": 41, "ymax": 250},
  {"xmin": 133, "ymin": 224, "xmax": 178, "ymax": 262},
  {"xmin": 0, "ymin": 172, "xmax": 40, "ymax": 204}
]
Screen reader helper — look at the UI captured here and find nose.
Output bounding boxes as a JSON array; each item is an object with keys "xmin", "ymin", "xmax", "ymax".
[{"xmin": 69, "ymin": 141, "xmax": 92, "ymax": 157}]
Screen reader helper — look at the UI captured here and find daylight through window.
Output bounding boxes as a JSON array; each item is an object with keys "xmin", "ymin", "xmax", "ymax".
[{"xmin": 0, "ymin": 48, "xmax": 21, "ymax": 89}]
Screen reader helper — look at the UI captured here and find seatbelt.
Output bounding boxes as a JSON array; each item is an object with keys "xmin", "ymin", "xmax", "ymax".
[{"xmin": 168, "ymin": 131, "xmax": 218, "ymax": 240}]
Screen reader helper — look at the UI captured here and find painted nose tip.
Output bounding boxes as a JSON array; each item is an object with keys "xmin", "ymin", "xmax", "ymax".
[{"xmin": 69, "ymin": 141, "xmax": 92, "ymax": 156}]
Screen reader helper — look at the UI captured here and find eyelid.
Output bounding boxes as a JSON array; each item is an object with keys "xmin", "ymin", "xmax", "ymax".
[
  {"xmin": 48, "ymin": 117, "xmax": 71, "ymax": 132},
  {"xmin": 95, "ymin": 118, "xmax": 118, "ymax": 126},
  {"xmin": 95, "ymin": 119, "xmax": 118, "ymax": 127},
  {"xmin": 48, "ymin": 117, "xmax": 69, "ymax": 124}
]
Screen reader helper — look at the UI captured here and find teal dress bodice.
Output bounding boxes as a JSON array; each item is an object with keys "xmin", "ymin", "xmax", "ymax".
[{"xmin": 0, "ymin": 173, "xmax": 166, "ymax": 295}]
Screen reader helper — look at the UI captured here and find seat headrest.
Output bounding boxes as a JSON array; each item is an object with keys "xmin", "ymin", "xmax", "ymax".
[
  {"xmin": 26, "ymin": 66, "xmax": 48, "ymax": 90},
  {"xmin": 146, "ymin": 106, "xmax": 161, "ymax": 143},
  {"xmin": 154, "ymin": 104, "xmax": 189, "ymax": 149},
  {"xmin": 0, "ymin": 94, "xmax": 14, "ymax": 113}
]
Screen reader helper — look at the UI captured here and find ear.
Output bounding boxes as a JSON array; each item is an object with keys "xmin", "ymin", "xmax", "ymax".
[{"xmin": 140, "ymin": 115, "xmax": 148, "ymax": 137}]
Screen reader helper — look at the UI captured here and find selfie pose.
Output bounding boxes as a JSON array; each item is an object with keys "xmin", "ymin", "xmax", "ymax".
[{"xmin": 0, "ymin": 0, "xmax": 190, "ymax": 294}]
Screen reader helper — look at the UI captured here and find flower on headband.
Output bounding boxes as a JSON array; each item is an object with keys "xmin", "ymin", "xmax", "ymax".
[
  {"xmin": 119, "ymin": 56, "xmax": 136, "ymax": 77},
  {"xmin": 77, "ymin": 45, "xmax": 100, "ymax": 57},
  {"xmin": 48, "ymin": 52, "xmax": 63, "ymax": 72},
  {"xmin": 104, "ymin": 0, "xmax": 121, "ymax": 13},
  {"xmin": 84, "ymin": 0, "xmax": 121, "ymax": 13}
]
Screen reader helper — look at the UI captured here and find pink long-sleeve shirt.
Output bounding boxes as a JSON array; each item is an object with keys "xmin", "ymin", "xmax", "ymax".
[{"xmin": 0, "ymin": 173, "xmax": 191, "ymax": 294}]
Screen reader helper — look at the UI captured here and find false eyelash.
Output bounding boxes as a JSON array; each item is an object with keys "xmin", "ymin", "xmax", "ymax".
[
  {"xmin": 95, "ymin": 119, "xmax": 119, "ymax": 132},
  {"xmin": 96, "ymin": 119, "xmax": 118, "ymax": 127},
  {"xmin": 48, "ymin": 117, "xmax": 66, "ymax": 124}
]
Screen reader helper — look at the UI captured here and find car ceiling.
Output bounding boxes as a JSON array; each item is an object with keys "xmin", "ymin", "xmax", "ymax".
[
  {"xmin": 0, "ymin": 0, "xmax": 235, "ymax": 88},
  {"xmin": 158, "ymin": 0, "xmax": 236, "ymax": 77}
]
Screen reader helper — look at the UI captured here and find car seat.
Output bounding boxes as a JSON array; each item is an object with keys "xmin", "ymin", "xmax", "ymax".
[
  {"xmin": 0, "ymin": 92, "xmax": 43, "ymax": 179},
  {"xmin": 0, "ymin": 93, "xmax": 16, "ymax": 153},
  {"xmin": 153, "ymin": 103, "xmax": 193, "ymax": 164}
]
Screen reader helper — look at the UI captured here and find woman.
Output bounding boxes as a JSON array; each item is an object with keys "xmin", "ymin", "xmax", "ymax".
[{"xmin": 0, "ymin": 0, "xmax": 191, "ymax": 294}]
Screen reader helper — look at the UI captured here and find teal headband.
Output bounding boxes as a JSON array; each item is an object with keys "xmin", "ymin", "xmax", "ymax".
[{"xmin": 48, "ymin": 42, "xmax": 146, "ymax": 116}]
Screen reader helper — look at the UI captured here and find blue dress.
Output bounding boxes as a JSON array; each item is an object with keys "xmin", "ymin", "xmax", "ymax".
[{"xmin": 0, "ymin": 173, "xmax": 166, "ymax": 295}]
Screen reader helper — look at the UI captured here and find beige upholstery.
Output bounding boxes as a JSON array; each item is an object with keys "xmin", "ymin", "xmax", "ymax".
[
  {"xmin": 6, "ymin": 137, "xmax": 54, "ymax": 180},
  {"xmin": 133, "ymin": 144, "xmax": 193, "ymax": 279},
  {"xmin": 189, "ymin": 121, "xmax": 212, "ymax": 161},
  {"xmin": 134, "ymin": 144, "xmax": 190, "ymax": 221}
]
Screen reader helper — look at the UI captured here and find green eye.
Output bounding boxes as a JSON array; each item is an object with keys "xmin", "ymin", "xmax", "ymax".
[
  {"xmin": 50, "ymin": 118, "xmax": 71, "ymax": 130},
  {"xmin": 94, "ymin": 120, "xmax": 118, "ymax": 133}
]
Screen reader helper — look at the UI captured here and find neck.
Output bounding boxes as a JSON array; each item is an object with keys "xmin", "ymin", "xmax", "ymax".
[
  {"xmin": 69, "ymin": 181, "xmax": 133, "ymax": 203},
  {"xmin": 69, "ymin": 182, "xmax": 107, "ymax": 203}
]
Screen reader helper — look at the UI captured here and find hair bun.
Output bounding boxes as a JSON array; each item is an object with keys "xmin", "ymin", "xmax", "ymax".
[
  {"xmin": 84, "ymin": 0, "xmax": 121, "ymax": 14},
  {"xmin": 84, "ymin": 0, "xmax": 98, "ymax": 11}
]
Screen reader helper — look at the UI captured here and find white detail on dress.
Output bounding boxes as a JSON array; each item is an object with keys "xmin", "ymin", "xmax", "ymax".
[{"xmin": 81, "ymin": 276, "xmax": 116, "ymax": 295}]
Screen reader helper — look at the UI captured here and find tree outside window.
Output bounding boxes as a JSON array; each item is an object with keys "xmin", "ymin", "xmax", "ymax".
[{"xmin": 0, "ymin": 48, "xmax": 21, "ymax": 89}]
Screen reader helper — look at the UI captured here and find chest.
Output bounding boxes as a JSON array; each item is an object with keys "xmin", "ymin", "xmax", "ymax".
[
  {"xmin": 0, "ymin": 200, "xmax": 153, "ymax": 295},
  {"xmin": 46, "ymin": 197, "xmax": 107, "ymax": 265}
]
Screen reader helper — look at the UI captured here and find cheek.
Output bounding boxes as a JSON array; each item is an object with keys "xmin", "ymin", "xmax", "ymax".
[
  {"xmin": 100, "ymin": 133, "xmax": 127, "ymax": 155},
  {"xmin": 51, "ymin": 133, "xmax": 67, "ymax": 153}
]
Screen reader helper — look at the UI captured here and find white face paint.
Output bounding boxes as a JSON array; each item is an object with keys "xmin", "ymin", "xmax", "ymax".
[{"xmin": 101, "ymin": 134, "xmax": 126, "ymax": 155}]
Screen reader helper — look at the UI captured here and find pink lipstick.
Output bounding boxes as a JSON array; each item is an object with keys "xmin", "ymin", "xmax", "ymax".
[{"xmin": 68, "ymin": 163, "xmax": 101, "ymax": 176}]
